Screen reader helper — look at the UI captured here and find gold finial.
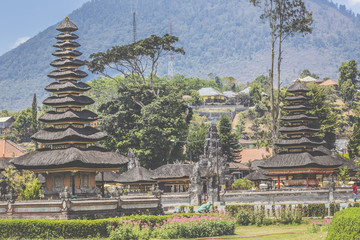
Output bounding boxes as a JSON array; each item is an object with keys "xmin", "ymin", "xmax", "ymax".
[{"xmin": 65, "ymin": 16, "xmax": 69, "ymax": 21}]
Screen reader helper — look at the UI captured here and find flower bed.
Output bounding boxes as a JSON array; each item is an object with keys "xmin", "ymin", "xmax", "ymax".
[{"xmin": 109, "ymin": 212, "xmax": 236, "ymax": 240}]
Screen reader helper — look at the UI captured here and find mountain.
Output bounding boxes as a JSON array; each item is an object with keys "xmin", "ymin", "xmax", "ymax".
[{"xmin": 1, "ymin": 0, "xmax": 360, "ymax": 111}]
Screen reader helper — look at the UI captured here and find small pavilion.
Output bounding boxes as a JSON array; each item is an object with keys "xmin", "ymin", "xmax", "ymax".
[
  {"xmin": 11, "ymin": 17, "xmax": 128, "ymax": 198},
  {"xmin": 259, "ymin": 81, "xmax": 343, "ymax": 188}
]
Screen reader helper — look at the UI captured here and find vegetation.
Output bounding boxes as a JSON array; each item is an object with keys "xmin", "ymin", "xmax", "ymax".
[
  {"xmin": 232, "ymin": 178, "xmax": 254, "ymax": 190},
  {"xmin": 218, "ymin": 115, "xmax": 238, "ymax": 160},
  {"xmin": 326, "ymin": 208, "xmax": 360, "ymax": 240},
  {"xmin": 0, "ymin": 167, "xmax": 41, "ymax": 200}
]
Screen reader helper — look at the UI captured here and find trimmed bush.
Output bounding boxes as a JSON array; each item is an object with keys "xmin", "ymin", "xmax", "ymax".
[
  {"xmin": 0, "ymin": 213, "xmax": 205, "ymax": 239},
  {"xmin": 225, "ymin": 204, "xmax": 254, "ymax": 215},
  {"xmin": 330, "ymin": 203, "xmax": 340, "ymax": 216},
  {"xmin": 326, "ymin": 207, "xmax": 360, "ymax": 240},
  {"xmin": 303, "ymin": 203, "xmax": 326, "ymax": 217}
]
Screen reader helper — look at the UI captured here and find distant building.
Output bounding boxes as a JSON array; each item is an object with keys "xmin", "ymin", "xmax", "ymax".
[
  {"xmin": 238, "ymin": 139, "xmax": 256, "ymax": 148},
  {"xmin": 234, "ymin": 148, "xmax": 273, "ymax": 165},
  {"xmin": 0, "ymin": 139, "xmax": 26, "ymax": 160},
  {"xmin": 297, "ymin": 76, "xmax": 323, "ymax": 86},
  {"xmin": 335, "ymin": 139, "xmax": 348, "ymax": 154},
  {"xmin": 319, "ymin": 79, "xmax": 339, "ymax": 91},
  {"xmin": 198, "ymin": 87, "xmax": 225, "ymax": 104},
  {"xmin": 223, "ymin": 91, "xmax": 237, "ymax": 99},
  {"xmin": 0, "ymin": 116, "xmax": 15, "ymax": 136}
]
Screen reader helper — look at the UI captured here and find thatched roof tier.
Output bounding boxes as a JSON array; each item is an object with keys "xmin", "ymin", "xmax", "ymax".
[
  {"xmin": 47, "ymin": 69, "xmax": 88, "ymax": 79},
  {"xmin": 55, "ymin": 33, "xmax": 79, "ymax": 41},
  {"xmin": 39, "ymin": 110, "xmax": 98, "ymax": 123},
  {"xmin": 56, "ymin": 17, "xmax": 78, "ymax": 32},
  {"xmin": 10, "ymin": 146, "xmax": 128, "ymax": 170},
  {"xmin": 285, "ymin": 95, "xmax": 310, "ymax": 101},
  {"xmin": 53, "ymin": 41, "xmax": 80, "ymax": 49},
  {"xmin": 95, "ymin": 171, "xmax": 121, "ymax": 183},
  {"xmin": 259, "ymin": 151, "xmax": 343, "ymax": 169},
  {"xmin": 283, "ymin": 105, "xmax": 312, "ymax": 110},
  {"xmin": 31, "ymin": 126, "xmax": 106, "ymax": 143},
  {"xmin": 116, "ymin": 166, "xmax": 156, "ymax": 183},
  {"xmin": 152, "ymin": 164, "xmax": 207, "ymax": 179},
  {"xmin": 52, "ymin": 49, "xmax": 82, "ymax": 58},
  {"xmin": 281, "ymin": 114, "xmax": 317, "ymax": 121},
  {"xmin": 45, "ymin": 81, "xmax": 91, "ymax": 93},
  {"xmin": 246, "ymin": 169, "xmax": 271, "ymax": 181},
  {"xmin": 275, "ymin": 137, "xmax": 325, "ymax": 146},
  {"xmin": 287, "ymin": 81, "xmax": 310, "ymax": 93},
  {"xmin": 0, "ymin": 158, "xmax": 10, "ymax": 170},
  {"xmin": 43, "ymin": 95, "xmax": 94, "ymax": 106},
  {"xmin": 50, "ymin": 58, "xmax": 84, "ymax": 68},
  {"xmin": 279, "ymin": 125, "xmax": 319, "ymax": 133}
]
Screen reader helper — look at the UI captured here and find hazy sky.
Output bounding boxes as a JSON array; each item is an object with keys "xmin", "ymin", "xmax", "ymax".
[{"xmin": 0, "ymin": 0, "xmax": 359, "ymax": 56}]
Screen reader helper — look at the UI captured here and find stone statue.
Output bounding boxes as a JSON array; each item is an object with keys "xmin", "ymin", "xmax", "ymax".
[
  {"xmin": 189, "ymin": 162, "xmax": 202, "ymax": 205},
  {"xmin": 127, "ymin": 148, "xmax": 140, "ymax": 170},
  {"xmin": 59, "ymin": 186, "xmax": 71, "ymax": 199}
]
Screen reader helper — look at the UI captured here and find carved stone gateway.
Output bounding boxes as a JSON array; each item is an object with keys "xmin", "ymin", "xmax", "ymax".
[{"xmin": 189, "ymin": 162, "xmax": 202, "ymax": 205}]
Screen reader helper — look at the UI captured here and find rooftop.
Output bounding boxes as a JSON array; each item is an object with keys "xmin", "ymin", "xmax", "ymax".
[
  {"xmin": 234, "ymin": 148, "xmax": 273, "ymax": 164},
  {"xmin": 198, "ymin": 87, "xmax": 223, "ymax": 97}
]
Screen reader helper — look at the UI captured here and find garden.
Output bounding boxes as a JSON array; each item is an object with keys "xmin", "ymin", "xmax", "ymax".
[{"xmin": 0, "ymin": 203, "xmax": 359, "ymax": 239}]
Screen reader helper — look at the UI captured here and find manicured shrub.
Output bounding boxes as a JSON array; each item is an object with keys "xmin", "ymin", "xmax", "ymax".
[
  {"xmin": 330, "ymin": 203, "xmax": 340, "ymax": 216},
  {"xmin": 225, "ymin": 204, "xmax": 254, "ymax": 216},
  {"xmin": 302, "ymin": 203, "xmax": 326, "ymax": 217},
  {"xmin": 326, "ymin": 208, "xmax": 360, "ymax": 240}
]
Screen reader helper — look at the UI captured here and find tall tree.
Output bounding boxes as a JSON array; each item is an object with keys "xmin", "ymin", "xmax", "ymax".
[
  {"xmin": 186, "ymin": 114, "xmax": 208, "ymax": 162},
  {"xmin": 219, "ymin": 115, "xmax": 238, "ymax": 160},
  {"xmin": 307, "ymin": 83, "xmax": 339, "ymax": 149},
  {"xmin": 87, "ymin": 34, "xmax": 184, "ymax": 101},
  {"xmin": 348, "ymin": 118, "xmax": 360, "ymax": 159},
  {"xmin": 31, "ymin": 94, "xmax": 38, "ymax": 149},
  {"xmin": 338, "ymin": 59, "xmax": 359, "ymax": 110},
  {"xmin": 250, "ymin": 0, "xmax": 313, "ymax": 149}
]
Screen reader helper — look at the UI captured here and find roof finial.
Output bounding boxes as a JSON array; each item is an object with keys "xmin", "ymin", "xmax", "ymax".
[{"xmin": 65, "ymin": 16, "xmax": 69, "ymax": 21}]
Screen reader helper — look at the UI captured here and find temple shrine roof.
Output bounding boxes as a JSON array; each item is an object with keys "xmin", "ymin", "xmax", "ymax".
[{"xmin": 39, "ymin": 110, "xmax": 98, "ymax": 123}]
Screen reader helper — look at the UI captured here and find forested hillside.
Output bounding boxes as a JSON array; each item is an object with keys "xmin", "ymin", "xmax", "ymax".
[{"xmin": 1, "ymin": 0, "xmax": 360, "ymax": 111}]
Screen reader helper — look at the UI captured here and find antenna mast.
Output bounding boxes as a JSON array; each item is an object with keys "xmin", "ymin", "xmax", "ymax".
[
  {"xmin": 168, "ymin": 22, "xmax": 174, "ymax": 78},
  {"xmin": 133, "ymin": 12, "xmax": 136, "ymax": 43}
]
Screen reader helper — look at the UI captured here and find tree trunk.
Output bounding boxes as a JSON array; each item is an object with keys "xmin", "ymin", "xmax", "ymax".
[{"xmin": 270, "ymin": 0, "xmax": 276, "ymax": 155}]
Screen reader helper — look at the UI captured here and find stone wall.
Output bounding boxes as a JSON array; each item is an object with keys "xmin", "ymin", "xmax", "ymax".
[{"xmin": 0, "ymin": 195, "xmax": 162, "ymax": 220}]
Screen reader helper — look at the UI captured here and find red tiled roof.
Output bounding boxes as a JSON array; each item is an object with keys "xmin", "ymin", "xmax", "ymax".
[
  {"xmin": 228, "ymin": 161, "xmax": 250, "ymax": 171},
  {"xmin": 0, "ymin": 140, "xmax": 26, "ymax": 159},
  {"xmin": 234, "ymin": 148, "xmax": 273, "ymax": 164},
  {"xmin": 319, "ymin": 79, "xmax": 338, "ymax": 86}
]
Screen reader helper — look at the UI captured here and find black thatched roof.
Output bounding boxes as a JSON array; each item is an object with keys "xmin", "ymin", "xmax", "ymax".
[
  {"xmin": 10, "ymin": 146, "xmax": 128, "ymax": 170},
  {"xmin": 55, "ymin": 33, "xmax": 79, "ymax": 41},
  {"xmin": 50, "ymin": 58, "xmax": 84, "ymax": 68},
  {"xmin": 95, "ymin": 171, "xmax": 122, "ymax": 183},
  {"xmin": 259, "ymin": 150, "xmax": 343, "ymax": 169},
  {"xmin": 45, "ymin": 81, "xmax": 91, "ymax": 93},
  {"xmin": 338, "ymin": 158, "xmax": 358, "ymax": 171},
  {"xmin": 52, "ymin": 49, "xmax": 82, "ymax": 58},
  {"xmin": 279, "ymin": 125, "xmax": 319, "ymax": 133},
  {"xmin": 287, "ymin": 81, "xmax": 310, "ymax": 93},
  {"xmin": 56, "ymin": 17, "xmax": 78, "ymax": 32},
  {"xmin": 43, "ymin": 95, "xmax": 94, "ymax": 106},
  {"xmin": 115, "ymin": 166, "xmax": 156, "ymax": 183},
  {"xmin": 39, "ymin": 110, "xmax": 98, "ymax": 123},
  {"xmin": 246, "ymin": 169, "xmax": 271, "ymax": 181},
  {"xmin": 0, "ymin": 158, "xmax": 10, "ymax": 171},
  {"xmin": 31, "ymin": 126, "xmax": 106, "ymax": 143},
  {"xmin": 152, "ymin": 164, "xmax": 207, "ymax": 179},
  {"xmin": 53, "ymin": 41, "xmax": 80, "ymax": 49},
  {"xmin": 283, "ymin": 105, "xmax": 312, "ymax": 110},
  {"xmin": 285, "ymin": 95, "xmax": 310, "ymax": 101},
  {"xmin": 281, "ymin": 114, "xmax": 317, "ymax": 121},
  {"xmin": 275, "ymin": 137, "xmax": 325, "ymax": 146},
  {"xmin": 47, "ymin": 69, "xmax": 88, "ymax": 79}
]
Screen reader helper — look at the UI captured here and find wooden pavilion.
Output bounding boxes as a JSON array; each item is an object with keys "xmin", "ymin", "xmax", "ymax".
[
  {"xmin": 259, "ymin": 81, "xmax": 344, "ymax": 188},
  {"xmin": 11, "ymin": 17, "xmax": 128, "ymax": 198}
]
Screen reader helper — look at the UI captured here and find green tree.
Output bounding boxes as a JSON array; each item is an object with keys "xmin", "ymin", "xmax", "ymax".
[
  {"xmin": 300, "ymin": 69, "xmax": 319, "ymax": 79},
  {"xmin": 250, "ymin": 0, "xmax": 313, "ymax": 149},
  {"xmin": 249, "ymin": 82, "xmax": 263, "ymax": 104},
  {"xmin": 1, "ymin": 167, "xmax": 41, "ymax": 200},
  {"xmin": 186, "ymin": 114, "xmax": 208, "ymax": 162},
  {"xmin": 307, "ymin": 83, "xmax": 339, "ymax": 148},
  {"xmin": 10, "ymin": 107, "xmax": 32, "ymax": 142},
  {"xmin": 348, "ymin": 118, "xmax": 360, "ymax": 158},
  {"xmin": 338, "ymin": 59, "xmax": 359, "ymax": 88},
  {"xmin": 219, "ymin": 115, "xmax": 238, "ymax": 160},
  {"xmin": 31, "ymin": 94, "xmax": 38, "ymax": 149},
  {"xmin": 232, "ymin": 178, "xmax": 254, "ymax": 190}
]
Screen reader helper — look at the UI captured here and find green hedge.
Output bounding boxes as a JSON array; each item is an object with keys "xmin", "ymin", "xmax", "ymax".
[
  {"xmin": 225, "ymin": 204, "xmax": 254, "ymax": 215},
  {"xmin": 326, "ymin": 208, "xmax": 360, "ymax": 240},
  {"xmin": 0, "ymin": 213, "xmax": 203, "ymax": 239}
]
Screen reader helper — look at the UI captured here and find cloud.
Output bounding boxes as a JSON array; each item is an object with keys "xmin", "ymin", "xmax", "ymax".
[
  {"xmin": 11, "ymin": 36, "xmax": 30, "ymax": 49},
  {"xmin": 349, "ymin": 0, "xmax": 360, "ymax": 5}
]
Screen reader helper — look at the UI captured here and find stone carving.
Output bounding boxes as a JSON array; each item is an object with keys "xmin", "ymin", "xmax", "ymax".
[
  {"xmin": 189, "ymin": 162, "xmax": 202, "ymax": 205},
  {"xmin": 127, "ymin": 148, "xmax": 140, "ymax": 170},
  {"xmin": 59, "ymin": 186, "xmax": 71, "ymax": 199}
]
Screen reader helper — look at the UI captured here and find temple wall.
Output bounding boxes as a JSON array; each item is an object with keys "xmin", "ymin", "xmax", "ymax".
[{"xmin": 0, "ymin": 196, "xmax": 162, "ymax": 220}]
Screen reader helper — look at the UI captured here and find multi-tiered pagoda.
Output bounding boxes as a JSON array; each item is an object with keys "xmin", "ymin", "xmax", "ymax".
[
  {"xmin": 11, "ymin": 17, "xmax": 128, "ymax": 198},
  {"xmin": 259, "ymin": 81, "xmax": 343, "ymax": 188}
]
